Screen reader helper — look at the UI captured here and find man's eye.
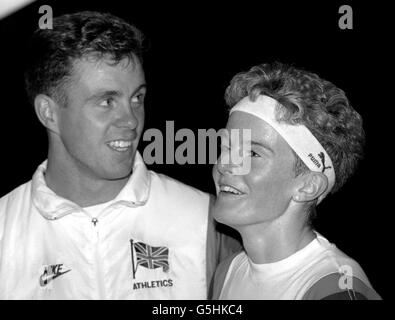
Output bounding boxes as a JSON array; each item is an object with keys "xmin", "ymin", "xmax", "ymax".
[
  {"xmin": 131, "ymin": 93, "xmax": 145, "ymax": 106},
  {"xmin": 99, "ymin": 97, "xmax": 114, "ymax": 107}
]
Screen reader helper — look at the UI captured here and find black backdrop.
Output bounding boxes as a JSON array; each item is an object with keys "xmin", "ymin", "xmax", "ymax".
[{"xmin": 0, "ymin": 0, "xmax": 390, "ymax": 299}]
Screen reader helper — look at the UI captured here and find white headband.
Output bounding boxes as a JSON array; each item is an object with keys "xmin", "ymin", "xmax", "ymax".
[{"xmin": 230, "ymin": 95, "xmax": 336, "ymax": 203}]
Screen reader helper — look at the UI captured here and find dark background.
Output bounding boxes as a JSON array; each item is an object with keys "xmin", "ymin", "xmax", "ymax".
[{"xmin": 0, "ymin": 0, "xmax": 390, "ymax": 299}]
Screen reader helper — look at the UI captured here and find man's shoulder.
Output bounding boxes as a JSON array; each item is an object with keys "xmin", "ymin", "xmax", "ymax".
[
  {"xmin": 0, "ymin": 181, "xmax": 32, "ymax": 242},
  {"xmin": 149, "ymin": 170, "xmax": 210, "ymax": 201},
  {"xmin": 0, "ymin": 180, "xmax": 32, "ymax": 212}
]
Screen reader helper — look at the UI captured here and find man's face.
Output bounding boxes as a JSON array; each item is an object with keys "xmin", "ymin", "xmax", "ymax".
[
  {"xmin": 212, "ymin": 111, "xmax": 298, "ymax": 227},
  {"xmin": 55, "ymin": 56, "xmax": 146, "ymax": 181}
]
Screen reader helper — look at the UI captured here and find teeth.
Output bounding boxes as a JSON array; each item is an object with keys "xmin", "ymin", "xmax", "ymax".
[
  {"xmin": 220, "ymin": 185, "xmax": 243, "ymax": 195},
  {"xmin": 108, "ymin": 140, "xmax": 132, "ymax": 149}
]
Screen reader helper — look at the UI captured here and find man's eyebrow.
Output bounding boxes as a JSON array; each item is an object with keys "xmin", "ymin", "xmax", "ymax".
[
  {"xmin": 87, "ymin": 90, "xmax": 121, "ymax": 102},
  {"xmin": 132, "ymin": 84, "xmax": 147, "ymax": 95},
  {"xmin": 250, "ymin": 140, "xmax": 275, "ymax": 154},
  {"xmin": 86, "ymin": 84, "xmax": 147, "ymax": 102}
]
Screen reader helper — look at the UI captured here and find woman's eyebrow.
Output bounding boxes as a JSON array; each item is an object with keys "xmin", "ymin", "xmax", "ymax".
[{"xmin": 250, "ymin": 140, "xmax": 275, "ymax": 154}]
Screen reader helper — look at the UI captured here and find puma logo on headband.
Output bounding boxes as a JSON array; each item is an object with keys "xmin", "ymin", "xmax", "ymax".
[
  {"xmin": 308, "ymin": 152, "xmax": 333, "ymax": 173},
  {"xmin": 318, "ymin": 152, "xmax": 332, "ymax": 173}
]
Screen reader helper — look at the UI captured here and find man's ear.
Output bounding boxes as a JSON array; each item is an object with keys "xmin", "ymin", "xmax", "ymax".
[
  {"xmin": 292, "ymin": 172, "xmax": 328, "ymax": 203},
  {"xmin": 34, "ymin": 94, "xmax": 60, "ymax": 134}
]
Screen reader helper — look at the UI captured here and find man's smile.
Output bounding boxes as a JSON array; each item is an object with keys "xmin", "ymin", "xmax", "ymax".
[{"xmin": 107, "ymin": 139, "xmax": 133, "ymax": 152}]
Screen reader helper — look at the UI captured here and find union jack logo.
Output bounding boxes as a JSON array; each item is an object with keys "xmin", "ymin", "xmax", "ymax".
[{"xmin": 130, "ymin": 240, "xmax": 169, "ymax": 279}]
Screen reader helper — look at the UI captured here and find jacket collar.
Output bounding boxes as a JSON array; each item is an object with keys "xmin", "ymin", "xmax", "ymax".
[{"xmin": 32, "ymin": 152, "xmax": 151, "ymax": 220}]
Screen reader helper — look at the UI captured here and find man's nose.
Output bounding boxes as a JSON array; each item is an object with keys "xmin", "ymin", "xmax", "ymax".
[{"xmin": 116, "ymin": 103, "xmax": 139, "ymax": 130}]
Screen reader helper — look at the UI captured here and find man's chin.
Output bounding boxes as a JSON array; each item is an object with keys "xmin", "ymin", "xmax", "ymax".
[
  {"xmin": 104, "ymin": 151, "xmax": 136, "ymax": 179},
  {"xmin": 104, "ymin": 167, "xmax": 133, "ymax": 181},
  {"xmin": 100, "ymin": 161, "xmax": 133, "ymax": 181}
]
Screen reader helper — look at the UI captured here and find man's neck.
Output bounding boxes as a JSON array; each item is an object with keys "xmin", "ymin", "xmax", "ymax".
[
  {"xmin": 236, "ymin": 204, "xmax": 315, "ymax": 265},
  {"xmin": 45, "ymin": 150, "xmax": 130, "ymax": 208}
]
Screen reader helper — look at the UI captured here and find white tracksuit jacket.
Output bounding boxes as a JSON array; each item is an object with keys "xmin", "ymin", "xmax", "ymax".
[{"xmin": 0, "ymin": 152, "xmax": 230, "ymax": 299}]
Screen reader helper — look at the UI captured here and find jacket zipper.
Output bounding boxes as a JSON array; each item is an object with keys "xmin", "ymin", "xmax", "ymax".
[
  {"xmin": 92, "ymin": 217, "xmax": 98, "ymax": 226},
  {"xmin": 91, "ymin": 218, "xmax": 106, "ymax": 299}
]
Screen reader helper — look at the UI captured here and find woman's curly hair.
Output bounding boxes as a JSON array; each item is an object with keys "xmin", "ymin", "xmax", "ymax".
[{"xmin": 225, "ymin": 62, "xmax": 365, "ymax": 194}]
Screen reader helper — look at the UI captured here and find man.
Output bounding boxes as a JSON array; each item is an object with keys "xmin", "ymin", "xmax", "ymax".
[
  {"xmin": 211, "ymin": 62, "xmax": 381, "ymax": 299},
  {"xmin": 0, "ymin": 11, "xmax": 238, "ymax": 299}
]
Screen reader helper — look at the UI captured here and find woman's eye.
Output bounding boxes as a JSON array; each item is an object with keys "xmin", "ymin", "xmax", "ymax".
[{"xmin": 250, "ymin": 150, "xmax": 261, "ymax": 157}]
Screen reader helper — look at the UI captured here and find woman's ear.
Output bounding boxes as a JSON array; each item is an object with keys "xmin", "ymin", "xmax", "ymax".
[
  {"xmin": 293, "ymin": 172, "xmax": 328, "ymax": 203},
  {"xmin": 34, "ymin": 94, "xmax": 60, "ymax": 134}
]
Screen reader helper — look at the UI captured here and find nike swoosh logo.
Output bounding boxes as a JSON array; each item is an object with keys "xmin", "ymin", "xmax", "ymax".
[{"xmin": 39, "ymin": 269, "xmax": 71, "ymax": 287}]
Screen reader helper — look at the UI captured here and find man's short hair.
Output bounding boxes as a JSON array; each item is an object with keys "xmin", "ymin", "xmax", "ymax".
[
  {"xmin": 24, "ymin": 11, "xmax": 145, "ymax": 106},
  {"xmin": 225, "ymin": 62, "xmax": 365, "ymax": 196}
]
